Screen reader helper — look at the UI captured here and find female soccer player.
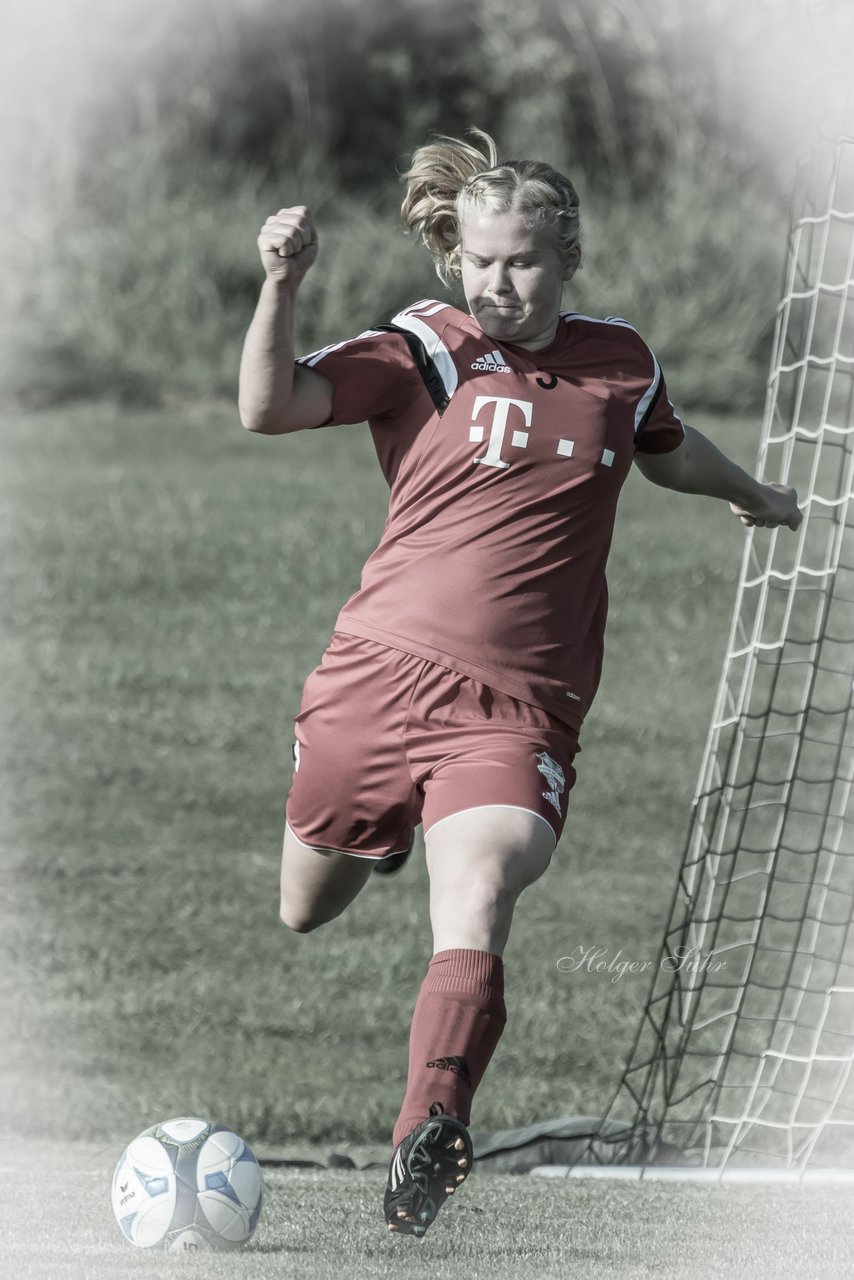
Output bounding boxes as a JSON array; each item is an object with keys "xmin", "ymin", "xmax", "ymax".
[{"xmin": 238, "ymin": 130, "xmax": 802, "ymax": 1237}]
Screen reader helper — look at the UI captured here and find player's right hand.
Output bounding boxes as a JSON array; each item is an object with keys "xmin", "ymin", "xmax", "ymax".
[
  {"xmin": 729, "ymin": 481, "xmax": 803, "ymax": 531},
  {"xmin": 257, "ymin": 206, "xmax": 318, "ymax": 287}
]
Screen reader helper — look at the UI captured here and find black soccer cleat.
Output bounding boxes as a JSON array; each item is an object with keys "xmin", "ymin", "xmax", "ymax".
[
  {"xmin": 372, "ymin": 836, "xmax": 414, "ymax": 876},
  {"xmin": 384, "ymin": 1103, "xmax": 473, "ymax": 1238}
]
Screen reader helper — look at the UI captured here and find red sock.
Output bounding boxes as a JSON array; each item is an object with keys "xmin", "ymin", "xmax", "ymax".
[{"xmin": 391, "ymin": 948, "xmax": 506, "ymax": 1150}]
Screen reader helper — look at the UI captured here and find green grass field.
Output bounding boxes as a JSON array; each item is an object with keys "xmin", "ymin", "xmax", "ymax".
[
  {"xmin": 6, "ymin": 398, "xmax": 846, "ymax": 1276},
  {"xmin": 3, "ymin": 1139, "xmax": 853, "ymax": 1280}
]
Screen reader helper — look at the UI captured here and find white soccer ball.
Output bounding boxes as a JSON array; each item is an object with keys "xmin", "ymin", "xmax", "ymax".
[{"xmin": 111, "ymin": 1116, "xmax": 264, "ymax": 1252}]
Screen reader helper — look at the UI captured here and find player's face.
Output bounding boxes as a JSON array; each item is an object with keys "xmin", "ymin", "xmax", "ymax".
[{"xmin": 459, "ymin": 208, "xmax": 573, "ymax": 351}]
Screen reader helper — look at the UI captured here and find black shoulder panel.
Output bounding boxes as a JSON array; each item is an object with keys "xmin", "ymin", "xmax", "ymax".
[{"xmin": 372, "ymin": 324, "xmax": 451, "ymax": 415}]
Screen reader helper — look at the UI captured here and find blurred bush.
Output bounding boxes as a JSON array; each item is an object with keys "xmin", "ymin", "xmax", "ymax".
[{"xmin": 0, "ymin": 0, "xmax": 808, "ymax": 411}]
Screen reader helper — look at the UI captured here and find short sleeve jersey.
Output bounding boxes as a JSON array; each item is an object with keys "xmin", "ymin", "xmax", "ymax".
[{"xmin": 296, "ymin": 298, "xmax": 685, "ymax": 733}]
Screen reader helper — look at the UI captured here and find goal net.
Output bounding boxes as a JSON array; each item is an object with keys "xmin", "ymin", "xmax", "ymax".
[{"xmin": 576, "ymin": 11, "xmax": 854, "ymax": 1177}]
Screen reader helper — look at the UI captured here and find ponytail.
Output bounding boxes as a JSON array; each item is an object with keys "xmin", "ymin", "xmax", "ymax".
[{"xmin": 400, "ymin": 129, "xmax": 499, "ymax": 285}]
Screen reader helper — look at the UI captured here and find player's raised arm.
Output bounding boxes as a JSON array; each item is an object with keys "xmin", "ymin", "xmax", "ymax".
[
  {"xmin": 633, "ymin": 423, "xmax": 803, "ymax": 530},
  {"xmin": 238, "ymin": 205, "xmax": 334, "ymax": 434}
]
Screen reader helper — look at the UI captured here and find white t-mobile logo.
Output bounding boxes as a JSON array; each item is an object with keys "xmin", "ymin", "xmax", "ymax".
[{"xmin": 468, "ymin": 396, "xmax": 533, "ymax": 470}]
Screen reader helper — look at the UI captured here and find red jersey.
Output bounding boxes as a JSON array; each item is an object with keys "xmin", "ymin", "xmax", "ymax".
[{"xmin": 296, "ymin": 299, "xmax": 685, "ymax": 732}]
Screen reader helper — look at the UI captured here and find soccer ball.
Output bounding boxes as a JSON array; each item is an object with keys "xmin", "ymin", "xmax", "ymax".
[{"xmin": 111, "ymin": 1116, "xmax": 264, "ymax": 1252}]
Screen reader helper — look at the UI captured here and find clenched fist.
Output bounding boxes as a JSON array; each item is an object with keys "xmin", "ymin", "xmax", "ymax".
[
  {"xmin": 257, "ymin": 205, "xmax": 318, "ymax": 287},
  {"xmin": 729, "ymin": 482, "xmax": 803, "ymax": 530}
]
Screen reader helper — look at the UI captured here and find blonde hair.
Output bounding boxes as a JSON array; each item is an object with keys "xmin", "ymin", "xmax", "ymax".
[{"xmin": 400, "ymin": 127, "xmax": 582, "ymax": 286}]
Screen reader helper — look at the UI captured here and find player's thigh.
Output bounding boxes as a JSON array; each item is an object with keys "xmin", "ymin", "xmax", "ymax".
[
  {"xmin": 412, "ymin": 669, "xmax": 579, "ymax": 929},
  {"xmin": 424, "ymin": 804, "xmax": 556, "ymax": 904},
  {"xmin": 411, "ymin": 667, "xmax": 578, "ymax": 867},
  {"xmin": 279, "ymin": 820, "xmax": 374, "ymax": 929},
  {"xmin": 423, "ymin": 806, "xmax": 556, "ymax": 954}
]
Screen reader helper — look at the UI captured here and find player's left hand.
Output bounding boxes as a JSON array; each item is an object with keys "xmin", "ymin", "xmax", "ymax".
[{"xmin": 729, "ymin": 482, "xmax": 803, "ymax": 530}]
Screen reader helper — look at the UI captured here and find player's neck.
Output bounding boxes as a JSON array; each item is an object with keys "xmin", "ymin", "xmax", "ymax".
[{"xmin": 503, "ymin": 317, "xmax": 561, "ymax": 353}]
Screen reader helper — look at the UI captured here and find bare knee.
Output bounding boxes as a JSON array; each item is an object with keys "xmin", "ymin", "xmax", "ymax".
[
  {"xmin": 279, "ymin": 898, "xmax": 337, "ymax": 933},
  {"xmin": 279, "ymin": 909, "xmax": 317, "ymax": 934},
  {"xmin": 431, "ymin": 856, "xmax": 551, "ymax": 924},
  {"xmin": 278, "ymin": 826, "xmax": 374, "ymax": 933},
  {"xmin": 425, "ymin": 811, "xmax": 556, "ymax": 954},
  {"xmin": 465, "ymin": 878, "xmax": 518, "ymax": 926},
  {"xmin": 427, "ymin": 875, "xmax": 518, "ymax": 955}
]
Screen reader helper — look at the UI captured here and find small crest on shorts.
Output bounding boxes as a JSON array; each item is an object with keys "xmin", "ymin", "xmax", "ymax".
[
  {"xmin": 536, "ymin": 751, "xmax": 565, "ymax": 815},
  {"xmin": 293, "ymin": 740, "xmax": 301, "ymax": 773}
]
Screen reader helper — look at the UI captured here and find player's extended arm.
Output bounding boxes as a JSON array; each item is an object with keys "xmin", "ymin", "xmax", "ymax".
[
  {"xmin": 238, "ymin": 205, "xmax": 334, "ymax": 434},
  {"xmin": 633, "ymin": 424, "xmax": 803, "ymax": 530}
]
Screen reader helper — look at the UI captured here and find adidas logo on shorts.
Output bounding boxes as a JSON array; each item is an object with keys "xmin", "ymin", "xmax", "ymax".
[
  {"xmin": 471, "ymin": 349, "xmax": 511, "ymax": 373},
  {"xmin": 536, "ymin": 751, "xmax": 566, "ymax": 816}
]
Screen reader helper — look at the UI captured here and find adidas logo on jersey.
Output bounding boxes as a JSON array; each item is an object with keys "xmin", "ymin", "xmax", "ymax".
[{"xmin": 471, "ymin": 349, "xmax": 511, "ymax": 373}]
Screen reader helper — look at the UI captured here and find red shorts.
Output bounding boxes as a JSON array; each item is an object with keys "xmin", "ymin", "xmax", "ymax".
[{"xmin": 284, "ymin": 632, "xmax": 581, "ymax": 863}]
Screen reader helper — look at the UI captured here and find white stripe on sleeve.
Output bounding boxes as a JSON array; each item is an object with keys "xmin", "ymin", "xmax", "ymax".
[
  {"xmin": 297, "ymin": 329, "xmax": 384, "ymax": 367},
  {"xmin": 634, "ymin": 352, "xmax": 663, "ymax": 436}
]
